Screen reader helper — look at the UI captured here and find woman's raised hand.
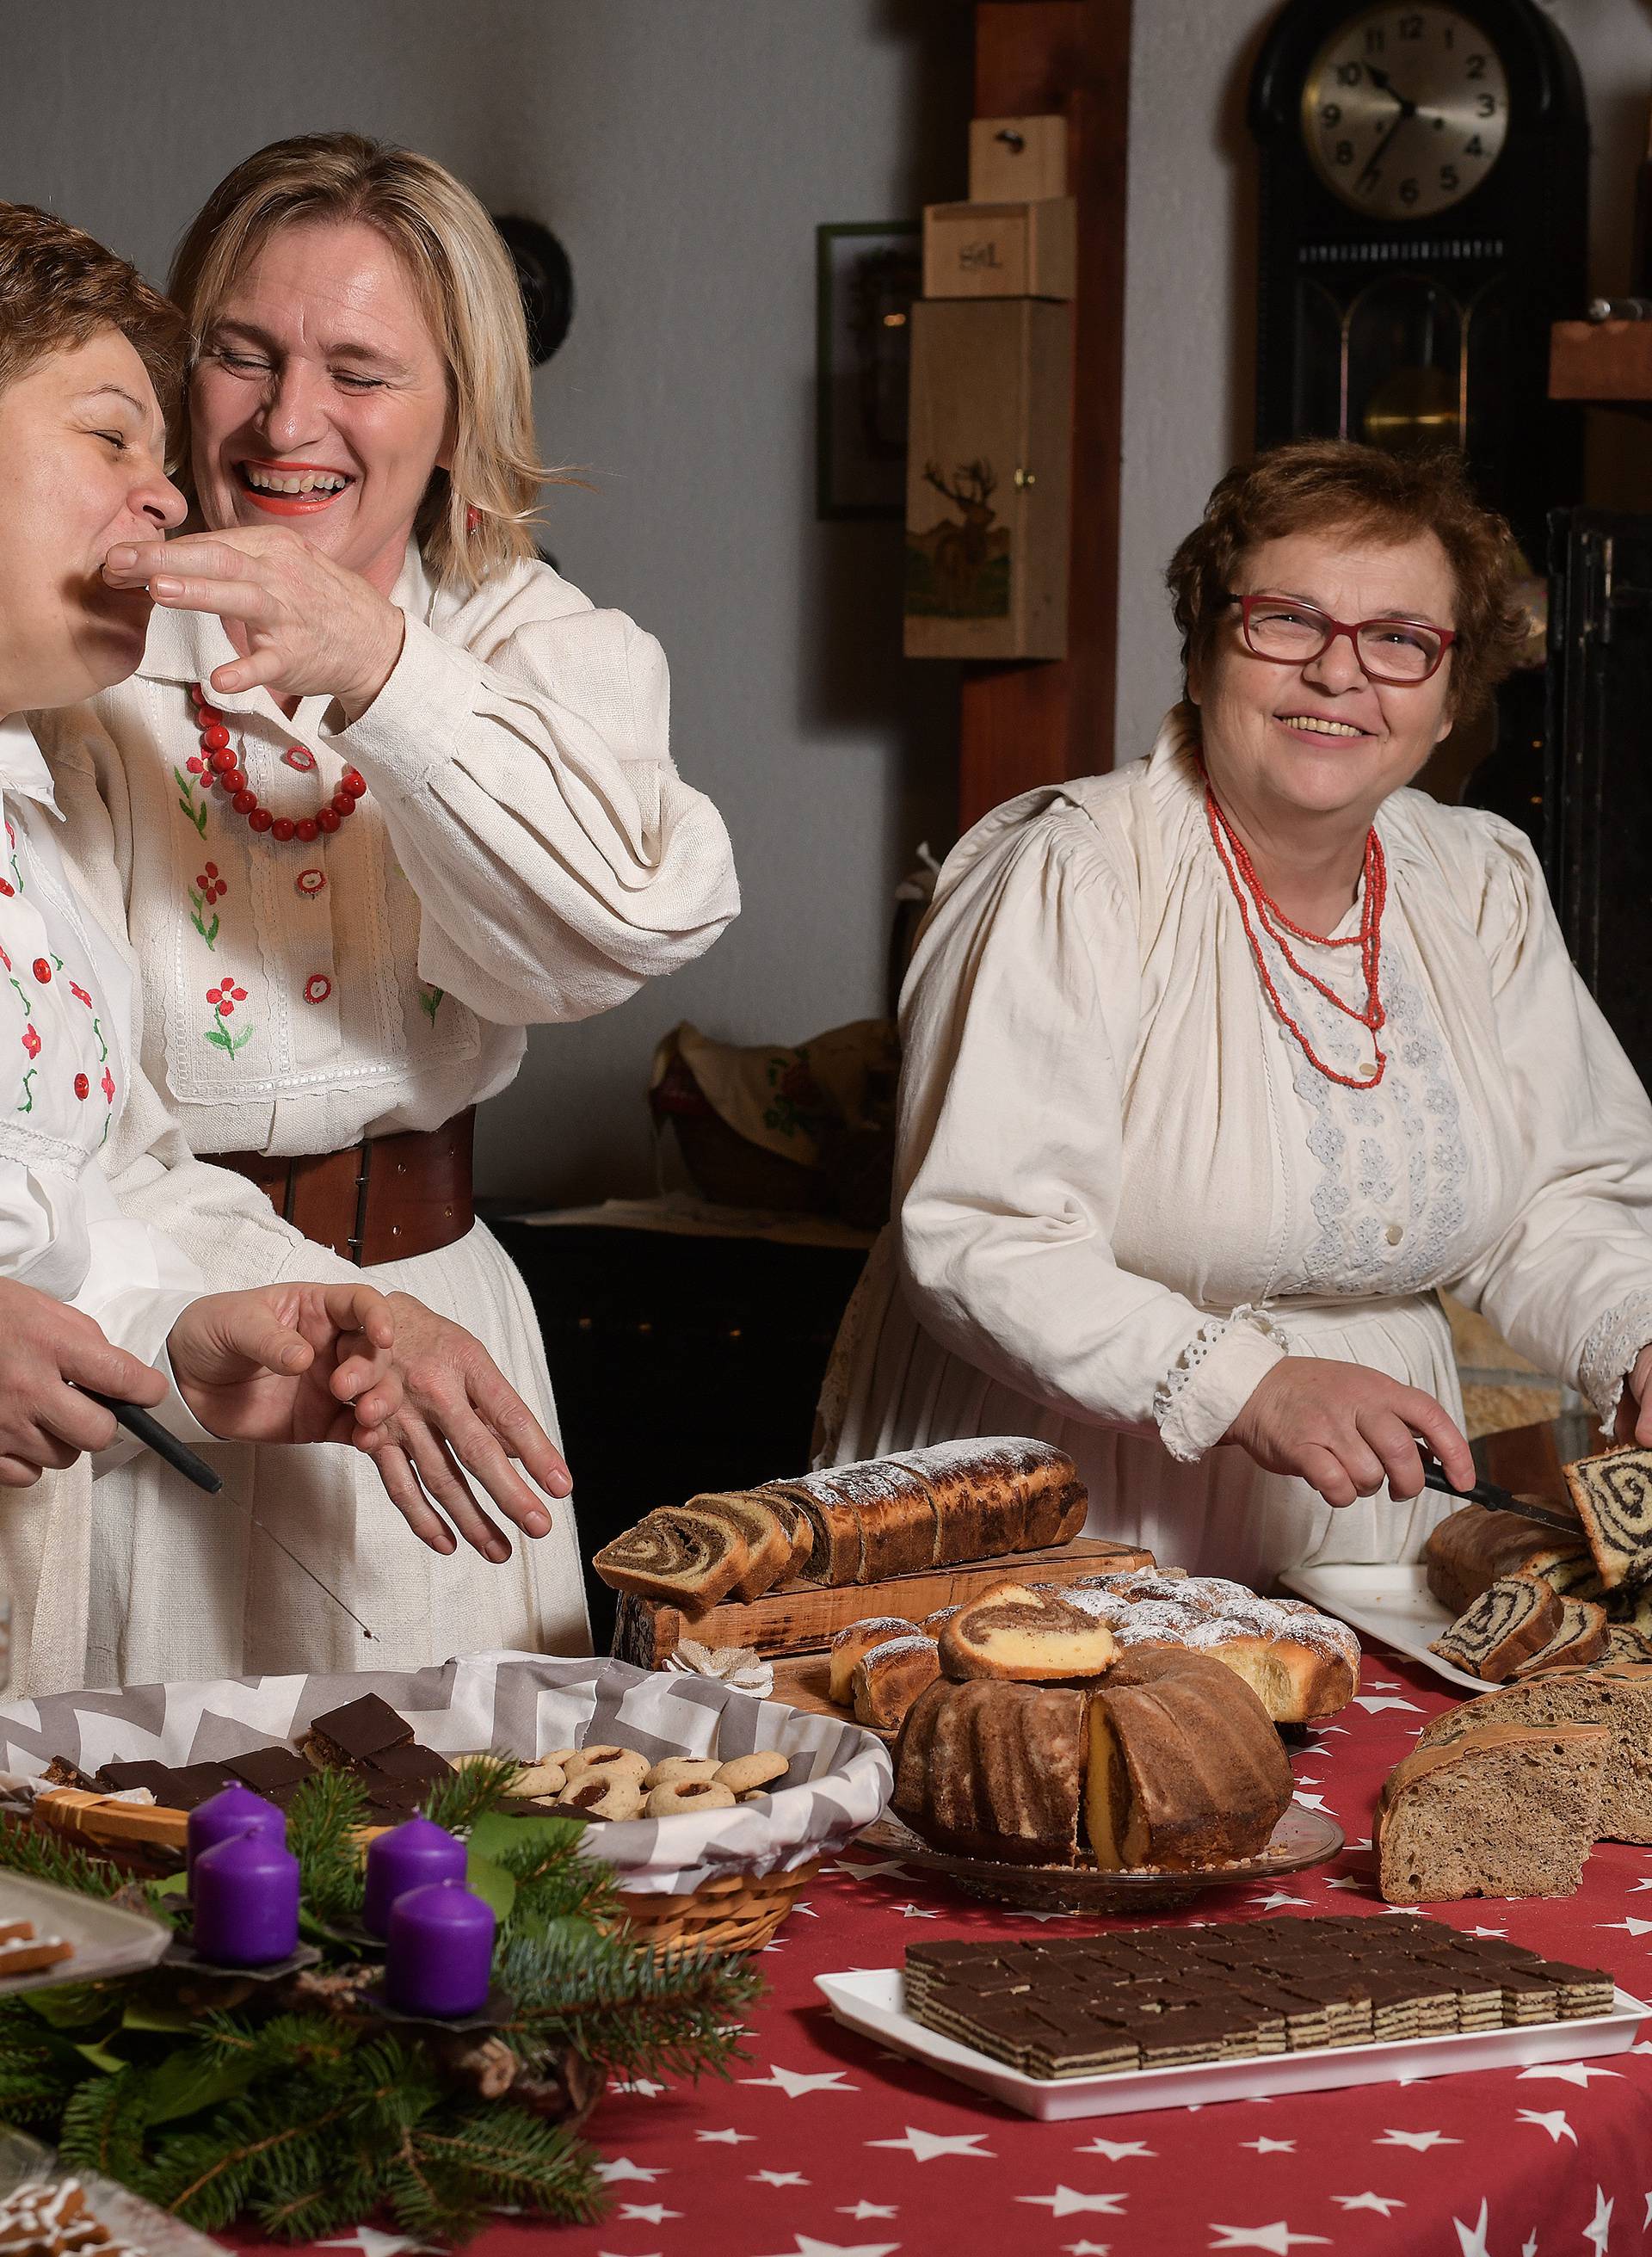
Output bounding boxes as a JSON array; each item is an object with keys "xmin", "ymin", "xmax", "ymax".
[
  {"xmin": 1612, "ymin": 1344, "xmax": 1652, "ymax": 1446},
  {"xmin": 0, "ymin": 1278, "xmax": 170, "ymax": 1487},
  {"xmin": 167, "ymin": 1281, "xmax": 402, "ymax": 1445},
  {"xmin": 345, "ymin": 1292, "xmax": 574, "ymax": 1565},
  {"xmin": 1224, "ymin": 1354, "xmax": 1475, "ymax": 1509},
  {"xmin": 102, "ymin": 526, "xmax": 404, "ymax": 718}
]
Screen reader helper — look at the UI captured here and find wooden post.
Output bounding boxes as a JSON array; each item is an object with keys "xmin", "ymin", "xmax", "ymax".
[{"xmin": 959, "ymin": 0, "xmax": 1131, "ymax": 828}]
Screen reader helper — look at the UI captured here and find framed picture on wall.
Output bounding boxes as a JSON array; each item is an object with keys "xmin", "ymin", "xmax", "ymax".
[{"xmin": 816, "ymin": 221, "xmax": 921, "ymax": 520}]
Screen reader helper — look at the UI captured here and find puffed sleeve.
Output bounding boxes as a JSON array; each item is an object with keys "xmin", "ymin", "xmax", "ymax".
[
  {"xmin": 319, "ymin": 590, "xmax": 740, "ymax": 1024},
  {"xmin": 897, "ymin": 806, "xmax": 1286, "ymax": 1459},
  {"xmin": 1448, "ymin": 817, "xmax": 1652, "ymax": 1424}
]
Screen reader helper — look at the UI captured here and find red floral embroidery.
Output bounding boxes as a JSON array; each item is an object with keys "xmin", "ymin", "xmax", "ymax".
[
  {"xmin": 303, "ymin": 974, "xmax": 333, "ymax": 1005},
  {"xmin": 101, "ymin": 1066, "xmax": 115, "ymax": 1104},
  {"xmin": 195, "ymin": 862, "xmax": 227, "ymax": 904},
  {"xmin": 31, "ymin": 959, "xmax": 50, "ymax": 984},
  {"xmin": 295, "ymin": 868, "xmax": 326, "ymax": 897},
  {"xmin": 21, "ymin": 1025, "xmax": 40, "ymax": 1058},
  {"xmin": 283, "ymin": 746, "xmax": 317, "ymax": 773},
  {"xmin": 73, "ymin": 1072, "xmax": 89, "ymax": 1101},
  {"xmin": 69, "ymin": 983, "xmax": 91, "ymax": 1007},
  {"xmin": 206, "ymin": 980, "xmax": 248, "ymax": 1019}
]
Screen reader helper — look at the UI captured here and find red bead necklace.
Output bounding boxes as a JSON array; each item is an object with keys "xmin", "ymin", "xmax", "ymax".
[
  {"xmin": 1202, "ymin": 772, "xmax": 1389, "ymax": 1091},
  {"xmin": 188, "ymin": 683, "xmax": 366, "ymax": 843}
]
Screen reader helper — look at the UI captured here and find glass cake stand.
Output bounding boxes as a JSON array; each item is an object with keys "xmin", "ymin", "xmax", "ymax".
[{"xmin": 856, "ymin": 1800, "xmax": 1343, "ymax": 1914}]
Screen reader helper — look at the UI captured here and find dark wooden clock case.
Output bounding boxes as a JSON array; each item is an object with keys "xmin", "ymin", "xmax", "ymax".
[{"xmin": 1248, "ymin": 0, "xmax": 1587, "ymax": 555}]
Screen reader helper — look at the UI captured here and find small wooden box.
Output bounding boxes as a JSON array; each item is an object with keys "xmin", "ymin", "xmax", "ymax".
[
  {"xmin": 1550, "ymin": 318, "xmax": 1652, "ymax": 404},
  {"xmin": 969, "ymin": 114, "xmax": 1069, "ymax": 204},
  {"xmin": 904, "ymin": 296, "xmax": 1073, "ymax": 661},
  {"xmin": 922, "ymin": 196, "xmax": 1076, "ymax": 301}
]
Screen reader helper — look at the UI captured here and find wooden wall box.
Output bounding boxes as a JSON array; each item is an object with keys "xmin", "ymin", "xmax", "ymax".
[
  {"xmin": 904, "ymin": 296, "xmax": 1073, "ymax": 662},
  {"xmin": 610, "ymin": 1535, "xmax": 1151, "ymax": 1668},
  {"xmin": 1550, "ymin": 319, "xmax": 1652, "ymax": 404},
  {"xmin": 922, "ymin": 195, "xmax": 1076, "ymax": 301},
  {"xmin": 969, "ymin": 113, "xmax": 1069, "ymax": 203}
]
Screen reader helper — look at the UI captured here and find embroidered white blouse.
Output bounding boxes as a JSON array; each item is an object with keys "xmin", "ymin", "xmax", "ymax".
[
  {"xmin": 824, "ymin": 712, "xmax": 1652, "ymax": 1586},
  {"xmin": 34, "ymin": 543, "xmax": 739, "ymax": 1159}
]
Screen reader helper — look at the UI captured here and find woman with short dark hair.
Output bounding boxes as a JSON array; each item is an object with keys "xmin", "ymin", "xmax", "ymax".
[{"xmin": 821, "ymin": 439, "xmax": 1652, "ymax": 1586}]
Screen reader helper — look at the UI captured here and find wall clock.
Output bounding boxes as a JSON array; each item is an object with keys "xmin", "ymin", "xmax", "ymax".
[{"xmin": 1248, "ymin": 0, "xmax": 1587, "ymax": 555}]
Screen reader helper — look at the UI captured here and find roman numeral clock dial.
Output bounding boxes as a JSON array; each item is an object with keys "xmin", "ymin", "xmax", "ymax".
[{"xmin": 1304, "ymin": 6, "xmax": 1509, "ymax": 219}]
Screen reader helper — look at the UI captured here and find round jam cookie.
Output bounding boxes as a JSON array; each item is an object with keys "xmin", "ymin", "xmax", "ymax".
[
  {"xmin": 539, "ymin": 1746, "xmax": 580, "ymax": 1768},
  {"xmin": 564, "ymin": 1745, "xmax": 650, "ymax": 1784},
  {"xmin": 644, "ymin": 1780, "xmax": 737, "ymax": 1818},
  {"xmin": 714, "ymin": 1751, "xmax": 789, "ymax": 1795},
  {"xmin": 556, "ymin": 1773, "xmax": 644, "ymax": 1821},
  {"xmin": 506, "ymin": 1760, "xmax": 567, "ymax": 1798},
  {"xmin": 644, "ymin": 1757, "xmax": 722, "ymax": 1788}
]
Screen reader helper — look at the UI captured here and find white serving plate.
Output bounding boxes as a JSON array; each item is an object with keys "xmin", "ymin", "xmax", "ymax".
[
  {"xmin": 0, "ymin": 1874, "xmax": 170, "ymax": 1995},
  {"xmin": 1279, "ymin": 1563, "xmax": 1486, "ymax": 1693},
  {"xmin": 816, "ymin": 1967, "xmax": 1649, "ymax": 2121}
]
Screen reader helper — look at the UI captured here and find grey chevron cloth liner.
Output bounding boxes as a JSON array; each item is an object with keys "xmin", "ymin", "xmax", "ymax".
[{"xmin": 0, "ymin": 1651, "xmax": 892, "ymax": 1896}]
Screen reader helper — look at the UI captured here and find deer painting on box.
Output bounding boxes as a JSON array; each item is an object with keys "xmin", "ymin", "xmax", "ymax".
[{"xmin": 905, "ymin": 456, "xmax": 1012, "ymax": 621}]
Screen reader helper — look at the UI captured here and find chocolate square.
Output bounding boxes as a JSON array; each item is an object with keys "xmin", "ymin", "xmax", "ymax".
[
  {"xmin": 305, "ymin": 1693, "xmax": 411, "ymax": 1767},
  {"xmin": 225, "ymin": 1745, "xmax": 311, "ymax": 1795},
  {"xmin": 163, "ymin": 1763, "xmax": 241, "ymax": 1810},
  {"xmin": 368, "ymin": 1743, "xmax": 453, "ymax": 1790},
  {"xmin": 96, "ymin": 1759, "xmax": 174, "ymax": 1795}
]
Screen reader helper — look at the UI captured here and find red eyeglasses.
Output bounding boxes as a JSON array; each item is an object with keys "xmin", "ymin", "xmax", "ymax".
[{"xmin": 1226, "ymin": 592, "xmax": 1457, "ymax": 685}]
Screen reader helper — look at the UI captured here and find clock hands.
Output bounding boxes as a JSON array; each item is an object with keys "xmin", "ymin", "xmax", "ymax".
[{"xmin": 1357, "ymin": 62, "xmax": 1427, "ymax": 196}]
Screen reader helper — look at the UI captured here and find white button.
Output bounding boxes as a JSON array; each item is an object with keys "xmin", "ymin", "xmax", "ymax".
[{"xmin": 1385, "ymin": 1222, "xmax": 1403, "ymax": 1245}]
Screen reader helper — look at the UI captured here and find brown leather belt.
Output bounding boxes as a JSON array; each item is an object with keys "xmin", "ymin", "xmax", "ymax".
[{"xmin": 215, "ymin": 1110, "xmax": 475, "ymax": 1267}]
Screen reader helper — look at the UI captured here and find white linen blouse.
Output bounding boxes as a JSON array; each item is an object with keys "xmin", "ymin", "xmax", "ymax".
[{"xmin": 824, "ymin": 711, "xmax": 1652, "ymax": 1587}]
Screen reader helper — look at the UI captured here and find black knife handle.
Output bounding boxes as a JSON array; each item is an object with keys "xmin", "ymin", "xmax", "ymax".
[{"xmin": 82, "ymin": 1391, "xmax": 224, "ymax": 1495}]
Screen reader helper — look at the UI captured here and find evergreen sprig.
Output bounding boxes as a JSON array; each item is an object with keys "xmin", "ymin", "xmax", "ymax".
[
  {"xmin": 421, "ymin": 1753, "xmax": 522, "ymax": 1835},
  {"xmin": 497, "ymin": 1925, "xmax": 762, "ymax": 2081},
  {"xmin": 0, "ymin": 1816, "xmax": 177, "ymax": 1920}
]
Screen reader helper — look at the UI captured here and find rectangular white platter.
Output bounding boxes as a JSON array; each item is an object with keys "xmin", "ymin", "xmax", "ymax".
[
  {"xmin": 816, "ymin": 1968, "xmax": 1649, "ymax": 2121},
  {"xmin": 1279, "ymin": 1563, "xmax": 1486, "ymax": 1693},
  {"xmin": 0, "ymin": 1873, "xmax": 170, "ymax": 1995}
]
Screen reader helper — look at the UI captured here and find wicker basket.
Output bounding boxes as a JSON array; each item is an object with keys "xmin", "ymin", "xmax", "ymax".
[{"xmin": 608, "ymin": 1858, "xmax": 823, "ymax": 1953}]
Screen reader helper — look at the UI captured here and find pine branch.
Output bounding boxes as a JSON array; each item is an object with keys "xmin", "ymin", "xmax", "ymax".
[
  {"xmin": 496, "ymin": 1927, "xmax": 761, "ymax": 2081},
  {"xmin": 422, "ymin": 1754, "xmax": 523, "ymax": 1835},
  {"xmin": 0, "ymin": 1816, "xmax": 178, "ymax": 1921},
  {"xmin": 282, "ymin": 1770, "xmax": 368, "ymax": 1922},
  {"xmin": 59, "ymin": 2071, "xmax": 149, "ymax": 2186},
  {"xmin": 496, "ymin": 1835, "xmax": 619, "ymax": 1933},
  {"xmin": 392, "ymin": 2105, "xmax": 606, "ymax": 2240}
]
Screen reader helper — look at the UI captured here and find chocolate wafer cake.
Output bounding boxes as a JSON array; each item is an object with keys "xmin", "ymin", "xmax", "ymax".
[{"xmin": 903, "ymin": 1917, "xmax": 1614, "ymax": 2079}]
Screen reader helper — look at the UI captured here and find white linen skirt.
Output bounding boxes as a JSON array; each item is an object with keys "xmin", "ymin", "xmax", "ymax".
[
  {"xmin": 823, "ymin": 1231, "xmax": 1458, "ymax": 1591},
  {"xmin": 86, "ymin": 1220, "xmax": 590, "ymax": 1685}
]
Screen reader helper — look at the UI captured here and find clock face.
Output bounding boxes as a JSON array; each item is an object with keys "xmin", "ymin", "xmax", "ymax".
[{"xmin": 1301, "ymin": 5, "xmax": 1510, "ymax": 220}]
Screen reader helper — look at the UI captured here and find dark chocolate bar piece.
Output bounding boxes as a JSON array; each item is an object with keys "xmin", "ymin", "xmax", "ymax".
[
  {"xmin": 96, "ymin": 1760, "xmax": 175, "ymax": 1795},
  {"xmin": 225, "ymin": 1746, "xmax": 311, "ymax": 1794},
  {"xmin": 368, "ymin": 1743, "xmax": 453, "ymax": 1789},
  {"xmin": 303, "ymin": 1693, "xmax": 412, "ymax": 1769}
]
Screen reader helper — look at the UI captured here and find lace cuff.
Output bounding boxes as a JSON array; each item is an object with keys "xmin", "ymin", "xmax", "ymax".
[
  {"xmin": 1577, "ymin": 1288, "xmax": 1652, "ymax": 1430},
  {"xmin": 1153, "ymin": 1304, "xmax": 1291, "ymax": 1465}
]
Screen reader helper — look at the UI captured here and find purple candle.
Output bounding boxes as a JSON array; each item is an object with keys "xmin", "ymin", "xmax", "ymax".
[
  {"xmin": 385, "ymin": 1882, "xmax": 495, "ymax": 2017},
  {"xmin": 191, "ymin": 1829, "xmax": 299, "ymax": 1967},
  {"xmin": 363, "ymin": 1813, "xmax": 468, "ymax": 1939},
  {"xmin": 187, "ymin": 1784, "xmax": 284, "ymax": 1881}
]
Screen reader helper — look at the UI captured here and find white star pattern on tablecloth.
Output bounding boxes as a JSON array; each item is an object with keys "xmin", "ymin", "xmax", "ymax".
[
  {"xmin": 1016, "ymin": 2187, "xmax": 1129, "ymax": 2217},
  {"xmin": 1351, "ymin": 1693, "xmax": 1421, "ymax": 1713},
  {"xmin": 1630, "ymin": 1876, "xmax": 1652, "ymax": 1890},
  {"xmin": 1332, "ymin": 2194, "xmax": 1406, "ymax": 2216},
  {"xmin": 1073, "ymin": 2138, "xmax": 1155, "ymax": 2161},
  {"xmin": 1585, "ymin": 2186, "xmax": 1613, "ymax": 2254},
  {"xmin": 839, "ymin": 2205, "xmax": 899, "ymax": 2222},
  {"xmin": 742, "ymin": 2065, "xmax": 859, "ymax": 2097},
  {"xmin": 1379, "ymin": 1904, "xmax": 1421, "ymax": 1915},
  {"xmin": 1250, "ymin": 1892, "xmax": 1310, "ymax": 1912},
  {"xmin": 1468, "ymin": 1927, "xmax": 1507, "ymax": 1939},
  {"xmin": 866, "ymin": 2127, "xmax": 996, "ymax": 2161},
  {"xmin": 1066, "ymin": 2244, "xmax": 1112, "ymax": 2256},
  {"xmin": 1452, "ymin": 2198, "xmax": 1491, "ymax": 2257},
  {"xmin": 1324, "ymin": 1875, "xmax": 1368, "ymax": 1891},
  {"xmin": 593, "ymin": 2157, "xmax": 664, "ymax": 2183},
  {"xmin": 617, "ymin": 2205, "xmax": 681, "ymax": 2223},
  {"xmin": 316, "ymin": 2233, "xmax": 436, "ymax": 2257},
  {"xmin": 895, "ymin": 1902, "xmax": 940, "ymax": 1919},
  {"xmin": 750, "ymin": 2171, "xmax": 811, "ymax": 2188},
  {"xmin": 697, "ymin": 2126, "xmax": 756, "ymax": 2143},
  {"xmin": 1374, "ymin": 2128, "xmax": 1461, "ymax": 2149},
  {"xmin": 613, "ymin": 2076, "xmax": 668, "ymax": 2096},
  {"xmin": 1517, "ymin": 2061, "xmax": 1622, "ymax": 2087},
  {"xmin": 1515, "ymin": 2107, "xmax": 1576, "ymax": 2145},
  {"xmin": 596, "ymin": 2249, "xmax": 660, "ymax": 2257},
  {"xmin": 1644, "ymin": 2191, "xmax": 1652, "ymax": 2229},
  {"xmin": 1291, "ymin": 1792, "xmax": 1330, "ymax": 1811},
  {"xmin": 1241, "ymin": 2138, "xmax": 1297, "ymax": 2154},
  {"xmin": 1207, "ymin": 2228, "xmax": 1330, "ymax": 2252},
  {"xmin": 749, "ymin": 2239, "xmax": 900, "ymax": 2257},
  {"xmin": 1598, "ymin": 1915, "xmax": 1652, "ymax": 1937},
  {"xmin": 1008, "ymin": 1907, "xmax": 1080, "ymax": 1922}
]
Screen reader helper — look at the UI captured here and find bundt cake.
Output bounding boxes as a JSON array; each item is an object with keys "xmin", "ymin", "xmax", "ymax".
[{"xmin": 891, "ymin": 1647, "xmax": 1292, "ymax": 1872}]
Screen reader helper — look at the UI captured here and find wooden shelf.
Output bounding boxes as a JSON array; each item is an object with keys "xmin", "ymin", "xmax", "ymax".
[{"xmin": 1550, "ymin": 320, "xmax": 1652, "ymax": 406}]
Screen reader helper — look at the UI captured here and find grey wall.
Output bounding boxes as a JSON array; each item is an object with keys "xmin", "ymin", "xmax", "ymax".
[{"xmin": 0, "ymin": 0, "xmax": 968, "ymax": 1203}]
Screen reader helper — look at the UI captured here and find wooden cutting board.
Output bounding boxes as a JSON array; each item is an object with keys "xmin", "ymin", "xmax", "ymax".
[{"xmin": 610, "ymin": 1536, "xmax": 1154, "ymax": 1668}]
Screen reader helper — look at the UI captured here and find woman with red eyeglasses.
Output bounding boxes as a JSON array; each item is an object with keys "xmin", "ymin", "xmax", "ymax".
[{"xmin": 817, "ymin": 439, "xmax": 1652, "ymax": 1587}]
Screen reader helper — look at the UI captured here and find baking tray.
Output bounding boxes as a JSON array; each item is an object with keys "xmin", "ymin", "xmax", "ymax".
[
  {"xmin": 0, "ymin": 1873, "xmax": 170, "ymax": 1995},
  {"xmin": 1279, "ymin": 1563, "xmax": 1485, "ymax": 1693},
  {"xmin": 816, "ymin": 1967, "xmax": 1649, "ymax": 2120}
]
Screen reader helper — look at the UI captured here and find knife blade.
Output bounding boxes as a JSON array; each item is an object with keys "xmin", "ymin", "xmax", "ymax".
[
  {"xmin": 84, "ymin": 1390, "xmax": 377, "ymax": 1639},
  {"xmin": 1418, "ymin": 1450, "xmax": 1581, "ymax": 1534}
]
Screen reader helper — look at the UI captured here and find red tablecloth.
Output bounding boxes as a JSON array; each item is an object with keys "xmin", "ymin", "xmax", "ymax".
[{"xmin": 231, "ymin": 1644, "xmax": 1652, "ymax": 2257}]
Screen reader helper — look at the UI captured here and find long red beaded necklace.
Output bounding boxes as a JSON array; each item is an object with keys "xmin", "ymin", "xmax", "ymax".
[
  {"xmin": 188, "ymin": 683, "xmax": 366, "ymax": 843},
  {"xmin": 1202, "ymin": 768, "xmax": 1389, "ymax": 1091}
]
